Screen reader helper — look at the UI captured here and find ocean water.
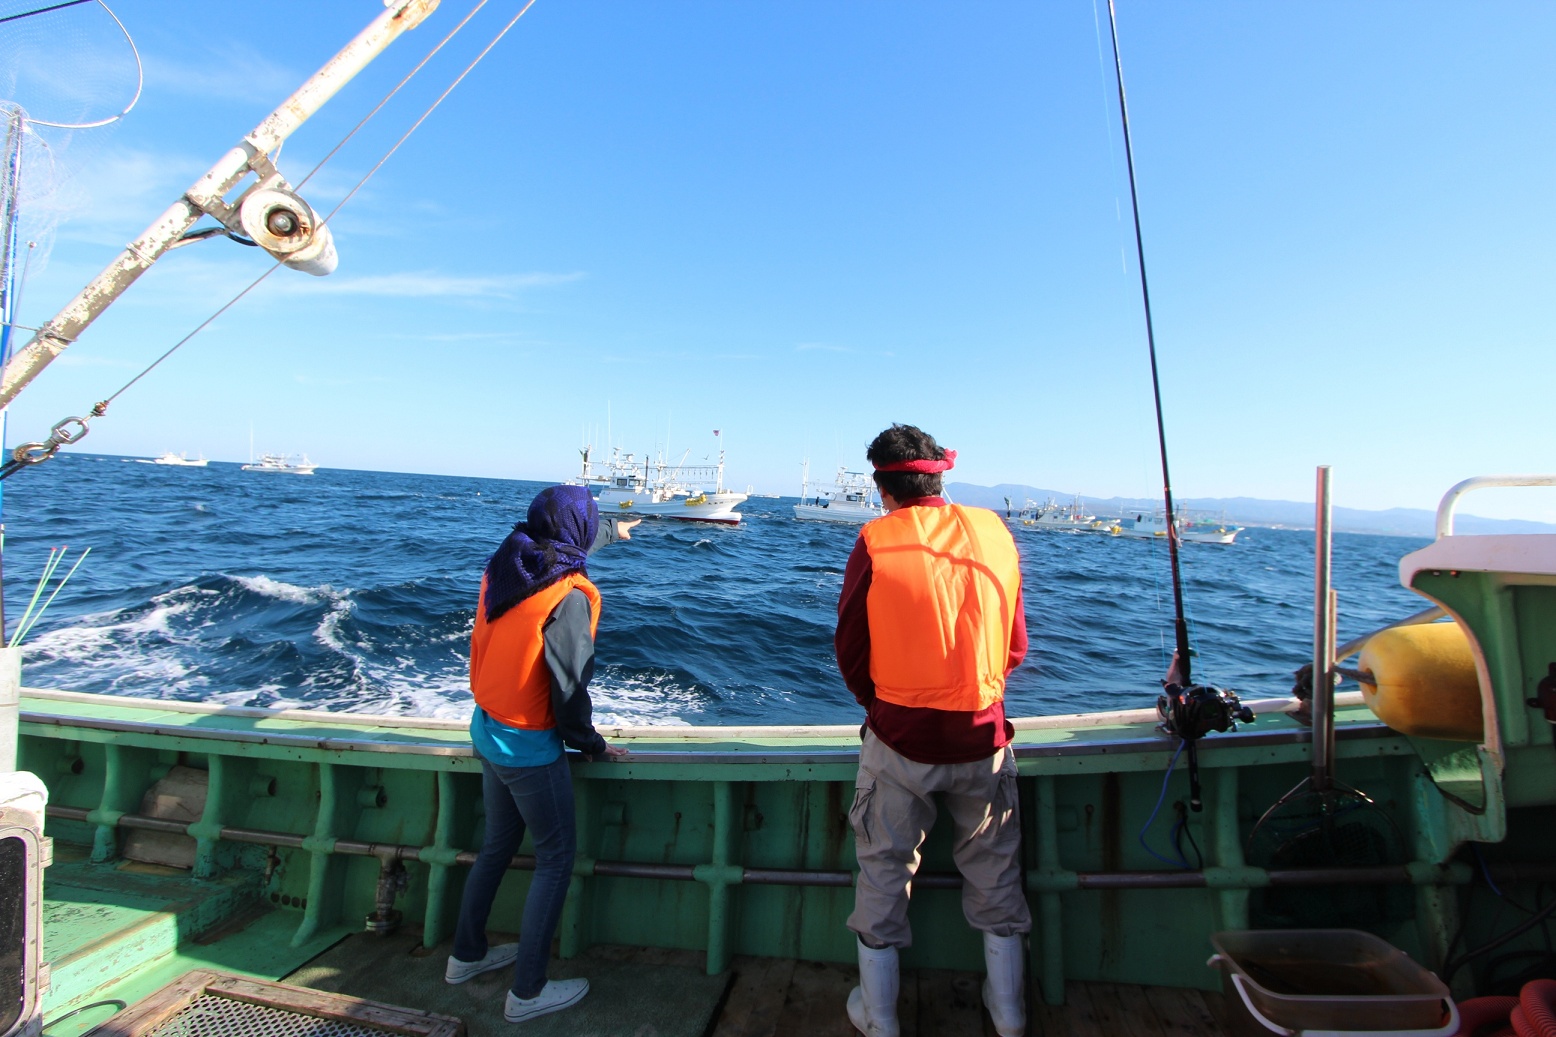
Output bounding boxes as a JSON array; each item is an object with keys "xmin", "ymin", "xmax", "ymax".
[{"xmin": 0, "ymin": 454, "xmax": 1433, "ymax": 725}]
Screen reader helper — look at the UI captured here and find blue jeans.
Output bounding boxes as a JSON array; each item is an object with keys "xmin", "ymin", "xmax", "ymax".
[{"xmin": 452, "ymin": 754, "xmax": 577, "ymax": 998}]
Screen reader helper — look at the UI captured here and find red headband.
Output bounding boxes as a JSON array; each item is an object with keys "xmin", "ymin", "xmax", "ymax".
[{"xmin": 873, "ymin": 449, "xmax": 956, "ymax": 473}]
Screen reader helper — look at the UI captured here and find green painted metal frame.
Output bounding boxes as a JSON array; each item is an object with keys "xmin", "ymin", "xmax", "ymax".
[{"xmin": 19, "ymin": 682, "xmax": 1516, "ymax": 1007}]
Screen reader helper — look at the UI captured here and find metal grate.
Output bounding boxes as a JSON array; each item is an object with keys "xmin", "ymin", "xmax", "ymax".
[{"xmin": 144, "ymin": 995, "xmax": 389, "ymax": 1037}]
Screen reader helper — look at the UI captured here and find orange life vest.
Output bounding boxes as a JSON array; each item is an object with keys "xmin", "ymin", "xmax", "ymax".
[
  {"xmin": 859, "ymin": 504, "xmax": 1022, "ymax": 712},
  {"xmin": 471, "ymin": 572, "xmax": 602, "ymax": 730}
]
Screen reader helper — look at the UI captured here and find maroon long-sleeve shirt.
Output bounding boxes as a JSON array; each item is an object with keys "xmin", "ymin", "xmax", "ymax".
[{"xmin": 835, "ymin": 496, "xmax": 1027, "ymax": 764}]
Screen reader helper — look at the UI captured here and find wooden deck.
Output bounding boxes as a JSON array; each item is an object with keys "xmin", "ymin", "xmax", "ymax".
[{"xmin": 711, "ymin": 955, "xmax": 1232, "ymax": 1037}]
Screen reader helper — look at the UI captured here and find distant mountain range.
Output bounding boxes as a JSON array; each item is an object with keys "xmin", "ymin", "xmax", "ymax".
[{"xmin": 946, "ymin": 483, "xmax": 1556, "ymax": 538}]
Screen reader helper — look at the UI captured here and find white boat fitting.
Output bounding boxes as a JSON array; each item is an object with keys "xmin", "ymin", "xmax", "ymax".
[
  {"xmin": 571, "ymin": 435, "xmax": 744, "ymax": 525},
  {"xmin": 793, "ymin": 462, "xmax": 883, "ymax": 524},
  {"xmin": 241, "ymin": 453, "xmax": 317, "ymax": 475}
]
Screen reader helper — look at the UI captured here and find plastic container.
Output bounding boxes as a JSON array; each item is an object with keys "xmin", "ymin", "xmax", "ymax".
[{"xmin": 1207, "ymin": 930, "xmax": 1458, "ymax": 1037}]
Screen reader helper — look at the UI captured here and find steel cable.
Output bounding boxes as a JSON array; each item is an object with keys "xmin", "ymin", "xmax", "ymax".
[
  {"xmin": 98, "ymin": 0, "xmax": 539, "ymax": 410},
  {"xmin": 2, "ymin": 0, "xmax": 539, "ymax": 478}
]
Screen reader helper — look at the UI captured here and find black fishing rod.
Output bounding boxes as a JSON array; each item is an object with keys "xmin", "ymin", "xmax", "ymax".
[
  {"xmin": 1104, "ymin": 0, "xmax": 1191, "ymax": 685},
  {"xmin": 1104, "ymin": 0, "xmax": 1250, "ymax": 810}
]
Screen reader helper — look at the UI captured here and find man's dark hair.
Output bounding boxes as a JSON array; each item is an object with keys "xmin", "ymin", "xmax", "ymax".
[{"xmin": 867, "ymin": 423, "xmax": 946, "ymax": 502}]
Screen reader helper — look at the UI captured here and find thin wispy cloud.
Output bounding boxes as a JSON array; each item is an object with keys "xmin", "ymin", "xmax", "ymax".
[
  {"xmin": 55, "ymin": 353, "xmax": 140, "ymax": 370},
  {"xmin": 795, "ymin": 342, "xmax": 894, "ymax": 358},
  {"xmin": 276, "ymin": 271, "xmax": 586, "ymax": 299},
  {"xmin": 291, "ymin": 373, "xmax": 391, "ymax": 388},
  {"xmin": 142, "ymin": 47, "xmax": 303, "ymax": 106}
]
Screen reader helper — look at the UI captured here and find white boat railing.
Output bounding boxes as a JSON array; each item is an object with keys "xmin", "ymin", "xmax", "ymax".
[{"xmin": 1434, "ymin": 475, "xmax": 1556, "ymax": 538}]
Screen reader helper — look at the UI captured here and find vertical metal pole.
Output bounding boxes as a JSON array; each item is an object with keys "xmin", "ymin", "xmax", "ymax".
[
  {"xmin": 1312, "ymin": 466, "xmax": 1335, "ymax": 790},
  {"xmin": 0, "ymin": 108, "xmax": 24, "ymax": 600},
  {"xmin": 0, "ymin": 107, "xmax": 24, "ymax": 367}
]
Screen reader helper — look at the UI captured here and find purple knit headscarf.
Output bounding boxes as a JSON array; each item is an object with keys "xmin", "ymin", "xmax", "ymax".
[{"xmin": 483, "ymin": 484, "xmax": 600, "ymax": 621}]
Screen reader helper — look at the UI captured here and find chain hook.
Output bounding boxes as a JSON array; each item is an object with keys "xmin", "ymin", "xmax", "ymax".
[{"xmin": 9, "ymin": 410, "xmax": 101, "ymax": 467}]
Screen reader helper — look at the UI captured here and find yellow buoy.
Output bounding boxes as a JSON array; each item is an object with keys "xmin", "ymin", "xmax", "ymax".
[{"xmin": 1358, "ymin": 622, "xmax": 1483, "ymax": 742}]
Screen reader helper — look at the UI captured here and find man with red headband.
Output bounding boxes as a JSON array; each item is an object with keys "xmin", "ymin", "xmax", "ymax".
[{"xmin": 836, "ymin": 423, "xmax": 1030, "ymax": 1037}]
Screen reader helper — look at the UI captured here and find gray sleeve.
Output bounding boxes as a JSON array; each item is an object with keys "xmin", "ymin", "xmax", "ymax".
[
  {"xmin": 588, "ymin": 520, "xmax": 620, "ymax": 554},
  {"xmin": 542, "ymin": 589, "xmax": 608, "ymax": 755}
]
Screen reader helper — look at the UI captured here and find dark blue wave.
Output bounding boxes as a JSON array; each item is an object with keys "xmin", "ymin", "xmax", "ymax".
[{"xmin": 0, "ymin": 454, "xmax": 1432, "ymax": 723}]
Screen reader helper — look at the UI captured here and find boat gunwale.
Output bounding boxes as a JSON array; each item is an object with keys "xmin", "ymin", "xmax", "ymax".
[
  {"xmin": 19, "ymin": 684, "xmax": 1353, "ymax": 736},
  {"xmin": 18, "ymin": 687, "xmax": 1395, "ymax": 764}
]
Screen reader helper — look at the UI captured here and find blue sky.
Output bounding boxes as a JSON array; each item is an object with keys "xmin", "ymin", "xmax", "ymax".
[{"xmin": 3, "ymin": 1, "xmax": 1553, "ymax": 519}]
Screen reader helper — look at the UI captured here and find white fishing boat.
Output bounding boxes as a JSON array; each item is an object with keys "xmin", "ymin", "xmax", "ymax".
[
  {"xmin": 142, "ymin": 451, "xmax": 209, "ymax": 467},
  {"xmin": 571, "ymin": 434, "xmax": 745, "ymax": 525},
  {"xmin": 1015, "ymin": 496, "xmax": 1113, "ymax": 532},
  {"xmin": 241, "ymin": 453, "xmax": 317, "ymax": 475},
  {"xmin": 793, "ymin": 462, "xmax": 883, "ymax": 524},
  {"xmin": 1115, "ymin": 509, "xmax": 1243, "ymax": 545}
]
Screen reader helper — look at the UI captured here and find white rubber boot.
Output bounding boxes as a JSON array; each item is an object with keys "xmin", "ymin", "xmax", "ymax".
[
  {"xmin": 982, "ymin": 932, "xmax": 1027, "ymax": 1037},
  {"xmin": 846, "ymin": 939, "xmax": 900, "ymax": 1037}
]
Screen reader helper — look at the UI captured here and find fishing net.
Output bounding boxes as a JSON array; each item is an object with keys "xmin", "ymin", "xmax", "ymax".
[
  {"xmin": 1246, "ymin": 781, "xmax": 1414, "ymax": 931},
  {"xmin": 0, "ymin": 0, "xmax": 141, "ymax": 356},
  {"xmin": 0, "ymin": 0, "xmax": 141, "ymax": 130}
]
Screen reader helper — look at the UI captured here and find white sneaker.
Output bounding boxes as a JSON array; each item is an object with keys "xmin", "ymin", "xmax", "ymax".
[
  {"xmin": 444, "ymin": 943, "xmax": 519, "ymax": 985},
  {"xmin": 504, "ymin": 979, "xmax": 590, "ymax": 1023}
]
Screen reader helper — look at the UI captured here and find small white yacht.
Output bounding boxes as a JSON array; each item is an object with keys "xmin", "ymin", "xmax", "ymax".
[
  {"xmin": 793, "ymin": 463, "xmax": 883, "ymax": 524},
  {"xmin": 241, "ymin": 453, "xmax": 317, "ymax": 475},
  {"xmin": 143, "ymin": 452, "xmax": 209, "ymax": 467}
]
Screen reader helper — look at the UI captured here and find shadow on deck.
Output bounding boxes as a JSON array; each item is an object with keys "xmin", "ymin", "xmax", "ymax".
[
  {"xmin": 280, "ymin": 934, "xmax": 1233, "ymax": 1037},
  {"xmin": 714, "ymin": 953, "xmax": 1231, "ymax": 1037}
]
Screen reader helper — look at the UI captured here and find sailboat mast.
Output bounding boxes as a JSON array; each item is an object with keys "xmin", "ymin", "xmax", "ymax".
[{"xmin": 1105, "ymin": 0, "xmax": 1193, "ymax": 686}]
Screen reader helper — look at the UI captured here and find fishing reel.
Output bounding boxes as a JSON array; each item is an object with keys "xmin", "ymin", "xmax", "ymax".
[
  {"xmin": 1158, "ymin": 683, "xmax": 1254, "ymax": 813},
  {"xmin": 1157, "ymin": 683, "xmax": 1254, "ymax": 742}
]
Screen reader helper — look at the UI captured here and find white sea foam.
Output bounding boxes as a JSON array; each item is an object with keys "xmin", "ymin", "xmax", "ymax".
[
  {"xmin": 589, "ymin": 671, "xmax": 707, "ymax": 727},
  {"xmin": 311, "ymin": 594, "xmax": 356, "ymax": 653},
  {"xmin": 231, "ymin": 574, "xmax": 325, "ymax": 604}
]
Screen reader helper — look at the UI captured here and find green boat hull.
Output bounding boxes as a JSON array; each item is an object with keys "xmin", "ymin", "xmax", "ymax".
[{"xmin": 15, "ymin": 528, "xmax": 1556, "ymax": 1025}]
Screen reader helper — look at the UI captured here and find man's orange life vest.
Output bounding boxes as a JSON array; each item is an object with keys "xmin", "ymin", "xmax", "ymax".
[
  {"xmin": 859, "ymin": 504, "xmax": 1022, "ymax": 712},
  {"xmin": 471, "ymin": 572, "xmax": 601, "ymax": 730}
]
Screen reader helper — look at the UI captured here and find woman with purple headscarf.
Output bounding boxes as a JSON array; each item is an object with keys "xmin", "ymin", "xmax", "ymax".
[{"xmin": 444, "ymin": 484, "xmax": 634, "ymax": 1023}]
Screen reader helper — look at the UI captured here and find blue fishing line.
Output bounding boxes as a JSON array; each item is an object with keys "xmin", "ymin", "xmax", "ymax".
[
  {"xmin": 1139, "ymin": 740, "xmax": 1192, "ymax": 870},
  {"xmin": 1472, "ymin": 843, "xmax": 1506, "ymax": 899}
]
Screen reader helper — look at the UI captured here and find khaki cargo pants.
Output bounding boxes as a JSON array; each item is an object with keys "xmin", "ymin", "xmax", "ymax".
[{"xmin": 847, "ymin": 729, "xmax": 1032, "ymax": 949}]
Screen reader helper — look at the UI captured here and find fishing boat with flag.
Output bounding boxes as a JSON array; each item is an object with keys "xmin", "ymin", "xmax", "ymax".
[
  {"xmin": 0, "ymin": 3, "xmax": 1551, "ymax": 1037},
  {"xmin": 570, "ymin": 432, "xmax": 746, "ymax": 525},
  {"xmin": 793, "ymin": 462, "xmax": 883, "ymax": 524}
]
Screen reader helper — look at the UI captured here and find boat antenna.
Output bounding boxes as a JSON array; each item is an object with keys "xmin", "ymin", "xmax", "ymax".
[{"xmin": 1104, "ymin": 0, "xmax": 1191, "ymax": 687}]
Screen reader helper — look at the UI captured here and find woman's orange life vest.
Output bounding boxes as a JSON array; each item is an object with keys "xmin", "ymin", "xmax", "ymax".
[
  {"xmin": 858, "ymin": 504, "xmax": 1022, "ymax": 712},
  {"xmin": 471, "ymin": 571, "xmax": 602, "ymax": 730}
]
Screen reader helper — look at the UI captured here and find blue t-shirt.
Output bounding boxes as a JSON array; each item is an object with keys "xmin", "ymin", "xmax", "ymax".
[{"xmin": 470, "ymin": 708, "xmax": 563, "ymax": 767}]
